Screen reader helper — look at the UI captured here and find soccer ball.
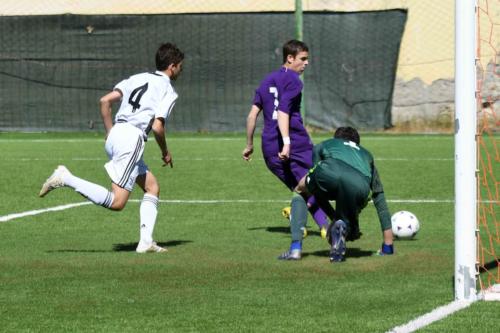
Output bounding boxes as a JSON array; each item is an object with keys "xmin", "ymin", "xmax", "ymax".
[{"xmin": 391, "ymin": 211, "xmax": 420, "ymax": 239}]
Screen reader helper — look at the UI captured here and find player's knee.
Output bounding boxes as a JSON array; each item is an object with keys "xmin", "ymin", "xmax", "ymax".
[
  {"xmin": 294, "ymin": 187, "xmax": 308, "ymax": 199},
  {"xmin": 294, "ymin": 183, "xmax": 308, "ymax": 196},
  {"xmin": 109, "ymin": 197, "xmax": 127, "ymax": 211},
  {"xmin": 110, "ymin": 202, "xmax": 126, "ymax": 211}
]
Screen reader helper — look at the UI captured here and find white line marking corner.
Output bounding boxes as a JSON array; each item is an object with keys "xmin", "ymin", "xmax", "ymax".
[{"xmin": 387, "ymin": 299, "xmax": 475, "ymax": 333}]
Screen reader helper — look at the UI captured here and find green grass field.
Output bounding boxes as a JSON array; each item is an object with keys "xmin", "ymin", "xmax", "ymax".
[{"xmin": 0, "ymin": 132, "xmax": 498, "ymax": 332}]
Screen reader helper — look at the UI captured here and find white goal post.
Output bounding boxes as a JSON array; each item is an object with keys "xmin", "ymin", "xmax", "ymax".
[
  {"xmin": 455, "ymin": 0, "xmax": 500, "ymax": 302},
  {"xmin": 454, "ymin": 0, "xmax": 477, "ymax": 301}
]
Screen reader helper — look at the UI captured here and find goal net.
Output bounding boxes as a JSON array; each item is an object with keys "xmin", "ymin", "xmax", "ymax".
[{"xmin": 476, "ymin": 0, "xmax": 500, "ymax": 301}]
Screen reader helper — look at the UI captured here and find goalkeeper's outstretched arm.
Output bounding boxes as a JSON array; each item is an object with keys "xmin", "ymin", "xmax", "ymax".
[{"xmin": 371, "ymin": 164, "xmax": 394, "ymax": 254}]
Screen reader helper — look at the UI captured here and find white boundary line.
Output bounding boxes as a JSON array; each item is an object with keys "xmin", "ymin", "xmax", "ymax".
[
  {"xmin": 387, "ymin": 300, "xmax": 475, "ymax": 333},
  {"xmin": 388, "ymin": 199, "xmax": 454, "ymax": 203},
  {"xmin": 9, "ymin": 199, "xmax": 500, "ymax": 224},
  {"xmin": 0, "ymin": 136, "xmax": 454, "ymax": 143},
  {"xmin": 5, "ymin": 157, "xmax": 260, "ymax": 161},
  {"xmin": 0, "ymin": 138, "xmax": 244, "ymax": 143},
  {"xmin": 0, "ymin": 199, "xmax": 291, "ymax": 222},
  {"xmin": 2, "ymin": 157, "xmax": 453, "ymax": 162},
  {"xmin": 0, "ymin": 198, "xmax": 456, "ymax": 223},
  {"xmin": 0, "ymin": 202, "xmax": 92, "ymax": 222}
]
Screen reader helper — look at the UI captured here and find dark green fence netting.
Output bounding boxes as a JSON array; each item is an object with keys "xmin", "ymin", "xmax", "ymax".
[{"xmin": 0, "ymin": 10, "xmax": 406, "ymax": 132}]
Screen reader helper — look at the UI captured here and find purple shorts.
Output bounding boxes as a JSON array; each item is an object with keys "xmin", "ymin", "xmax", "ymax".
[{"xmin": 264, "ymin": 151, "xmax": 312, "ymax": 191}]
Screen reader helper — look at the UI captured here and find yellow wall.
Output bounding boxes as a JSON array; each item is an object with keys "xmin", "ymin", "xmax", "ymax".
[{"xmin": 0, "ymin": 1, "xmax": 498, "ymax": 84}]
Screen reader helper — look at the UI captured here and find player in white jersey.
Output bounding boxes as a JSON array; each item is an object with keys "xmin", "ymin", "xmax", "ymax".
[{"xmin": 39, "ymin": 43, "xmax": 184, "ymax": 254}]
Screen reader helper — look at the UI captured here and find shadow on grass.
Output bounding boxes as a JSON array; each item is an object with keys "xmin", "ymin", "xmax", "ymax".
[
  {"xmin": 47, "ymin": 249, "xmax": 111, "ymax": 253},
  {"xmin": 113, "ymin": 240, "xmax": 193, "ymax": 252},
  {"xmin": 47, "ymin": 240, "xmax": 192, "ymax": 253},
  {"xmin": 304, "ymin": 248, "xmax": 374, "ymax": 258},
  {"xmin": 393, "ymin": 237, "xmax": 419, "ymax": 242},
  {"xmin": 248, "ymin": 226, "xmax": 324, "ymax": 237}
]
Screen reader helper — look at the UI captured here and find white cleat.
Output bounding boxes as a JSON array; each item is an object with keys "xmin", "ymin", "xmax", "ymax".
[
  {"xmin": 136, "ymin": 241, "xmax": 168, "ymax": 254},
  {"xmin": 39, "ymin": 165, "xmax": 71, "ymax": 197}
]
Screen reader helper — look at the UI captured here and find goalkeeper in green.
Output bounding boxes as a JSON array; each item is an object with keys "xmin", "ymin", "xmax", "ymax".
[{"xmin": 278, "ymin": 126, "xmax": 394, "ymax": 262}]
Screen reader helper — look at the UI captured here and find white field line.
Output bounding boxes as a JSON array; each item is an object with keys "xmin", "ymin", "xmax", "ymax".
[
  {"xmin": 376, "ymin": 158, "xmax": 452, "ymax": 161},
  {"xmin": 387, "ymin": 300, "xmax": 475, "ymax": 333},
  {"xmin": 5, "ymin": 157, "xmax": 246, "ymax": 161},
  {"xmin": 0, "ymin": 198, "xmax": 454, "ymax": 223},
  {"xmin": 0, "ymin": 136, "xmax": 453, "ymax": 143},
  {"xmin": 0, "ymin": 202, "xmax": 92, "ymax": 222},
  {"xmin": 0, "ymin": 138, "xmax": 244, "ymax": 143},
  {"xmin": 388, "ymin": 199, "xmax": 454, "ymax": 203},
  {"xmin": 3, "ymin": 157, "xmax": 453, "ymax": 162}
]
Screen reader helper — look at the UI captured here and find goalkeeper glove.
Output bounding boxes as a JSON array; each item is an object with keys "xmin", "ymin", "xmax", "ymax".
[{"xmin": 377, "ymin": 243, "xmax": 394, "ymax": 256}]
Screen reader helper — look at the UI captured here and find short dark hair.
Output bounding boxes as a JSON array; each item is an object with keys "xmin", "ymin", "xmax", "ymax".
[
  {"xmin": 334, "ymin": 126, "xmax": 360, "ymax": 144},
  {"xmin": 282, "ymin": 39, "xmax": 308, "ymax": 63},
  {"xmin": 156, "ymin": 43, "xmax": 184, "ymax": 71}
]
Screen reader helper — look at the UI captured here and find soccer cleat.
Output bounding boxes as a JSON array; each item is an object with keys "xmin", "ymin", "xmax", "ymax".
[
  {"xmin": 281, "ymin": 206, "xmax": 291, "ymax": 220},
  {"xmin": 329, "ymin": 219, "xmax": 347, "ymax": 262},
  {"xmin": 320, "ymin": 226, "xmax": 328, "ymax": 240},
  {"xmin": 39, "ymin": 165, "xmax": 71, "ymax": 197},
  {"xmin": 277, "ymin": 249, "xmax": 301, "ymax": 260},
  {"xmin": 136, "ymin": 241, "xmax": 168, "ymax": 254}
]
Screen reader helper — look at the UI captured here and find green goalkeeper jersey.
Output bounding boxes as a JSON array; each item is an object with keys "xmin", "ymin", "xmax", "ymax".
[{"xmin": 312, "ymin": 138, "xmax": 391, "ymax": 230}]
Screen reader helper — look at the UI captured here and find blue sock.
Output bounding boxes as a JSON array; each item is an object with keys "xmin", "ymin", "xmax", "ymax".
[{"xmin": 290, "ymin": 240, "xmax": 302, "ymax": 251}]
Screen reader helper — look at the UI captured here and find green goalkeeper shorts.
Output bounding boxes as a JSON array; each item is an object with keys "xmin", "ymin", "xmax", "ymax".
[{"xmin": 306, "ymin": 158, "xmax": 370, "ymax": 220}]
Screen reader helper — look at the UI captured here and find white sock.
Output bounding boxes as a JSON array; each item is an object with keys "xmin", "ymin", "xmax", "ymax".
[
  {"xmin": 62, "ymin": 173, "xmax": 114, "ymax": 208},
  {"xmin": 140, "ymin": 193, "xmax": 159, "ymax": 244}
]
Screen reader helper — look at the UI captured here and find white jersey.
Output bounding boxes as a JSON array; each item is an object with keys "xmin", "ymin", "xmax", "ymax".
[{"xmin": 114, "ymin": 70, "xmax": 178, "ymax": 137}]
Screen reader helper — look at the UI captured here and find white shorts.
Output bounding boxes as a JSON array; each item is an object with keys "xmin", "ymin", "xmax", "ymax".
[{"xmin": 104, "ymin": 123, "xmax": 148, "ymax": 191}]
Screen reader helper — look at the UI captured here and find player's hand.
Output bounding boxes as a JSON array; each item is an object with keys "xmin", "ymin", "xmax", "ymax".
[
  {"xmin": 377, "ymin": 243, "xmax": 394, "ymax": 256},
  {"xmin": 278, "ymin": 144, "xmax": 290, "ymax": 161},
  {"xmin": 242, "ymin": 145, "xmax": 254, "ymax": 161},
  {"xmin": 161, "ymin": 151, "xmax": 173, "ymax": 168}
]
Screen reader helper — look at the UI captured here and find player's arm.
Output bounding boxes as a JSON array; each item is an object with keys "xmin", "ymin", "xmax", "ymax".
[
  {"xmin": 151, "ymin": 117, "xmax": 172, "ymax": 168},
  {"xmin": 99, "ymin": 90, "xmax": 122, "ymax": 137},
  {"xmin": 371, "ymin": 163, "xmax": 394, "ymax": 254},
  {"xmin": 371, "ymin": 166, "xmax": 391, "ymax": 231},
  {"xmin": 277, "ymin": 110, "xmax": 290, "ymax": 160},
  {"xmin": 243, "ymin": 105, "xmax": 261, "ymax": 161},
  {"xmin": 277, "ymin": 78, "xmax": 301, "ymax": 161}
]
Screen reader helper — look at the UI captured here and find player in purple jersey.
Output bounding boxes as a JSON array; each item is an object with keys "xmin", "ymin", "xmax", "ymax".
[{"xmin": 242, "ymin": 39, "xmax": 329, "ymax": 239}]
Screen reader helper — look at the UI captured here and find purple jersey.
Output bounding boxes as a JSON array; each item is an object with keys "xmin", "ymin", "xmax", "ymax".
[{"xmin": 253, "ymin": 67, "xmax": 313, "ymax": 158}]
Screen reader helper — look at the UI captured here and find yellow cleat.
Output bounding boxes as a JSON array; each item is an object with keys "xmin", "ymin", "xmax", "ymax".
[
  {"xmin": 302, "ymin": 227, "xmax": 308, "ymax": 238},
  {"xmin": 282, "ymin": 206, "xmax": 291, "ymax": 220},
  {"xmin": 320, "ymin": 227, "xmax": 328, "ymax": 240}
]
